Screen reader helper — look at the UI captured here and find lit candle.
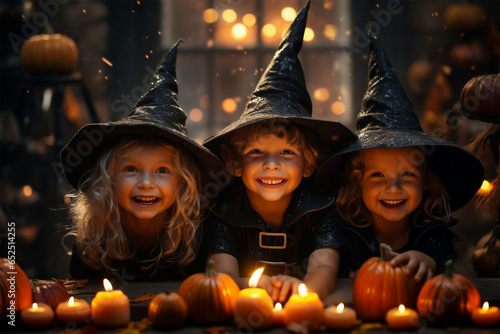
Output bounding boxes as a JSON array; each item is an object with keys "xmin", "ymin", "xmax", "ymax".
[
  {"xmin": 55, "ymin": 296, "xmax": 91, "ymax": 324},
  {"xmin": 20, "ymin": 302, "xmax": 55, "ymax": 328},
  {"xmin": 283, "ymin": 283, "xmax": 324, "ymax": 331},
  {"xmin": 234, "ymin": 268, "xmax": 274, "ymax": 330},
  {"xmin": 471, "ymin": 301, "xmax": 500, "ymax": 327},
  {"xmin": 324, "ymin": 303, "xmax": 357, "ymax": 331},
  {"xmin": 91, "ymin": 278, "xmax": 130, "ymax": 328},
  {"xmin": 385, "ymin": 304, "xmax": 419, "ymax": 331},
  {"xmin": 273, "ymin": 302, "xmax": 285, "ymax": 325}
]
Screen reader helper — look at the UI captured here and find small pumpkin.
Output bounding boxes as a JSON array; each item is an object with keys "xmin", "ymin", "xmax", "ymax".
[
  {"xmin": 443, "ymin": 3, "xmax": 486, "ymax": 30},
  {"xmin": 353, "ymin": 243, "xmax": 422, "ymax": 322},
  {"xmin": 449, "ymin": 42, "xmax": 492, "ymax": 68},
  {"xmin": 20, "ymin": 34, "xmax": 79, "ymax": 75},
  {"xmin": 0, "ymin": 259, "xmax": 32, "ymax": 317},
  {"xmin": 178, "ymin": 260, "xmax": 240, "ymax": 325},
  {"xmin": 417, "ymin": 260, "xmax": 481, "ymax": 325},
  {"xmin": 148, "ymin": 291, "xmax": 187, "ymax": 329},
  {"xmin": 472, "ymin": 226, "xmax": 500, "ymax": 278},
  {"xmin": 31, "ymin": 281, "xmax": 70, "ymax": 310},
  {"xmin": 460, "ymin": 74, "xmax": 500, "ymax": 120}
]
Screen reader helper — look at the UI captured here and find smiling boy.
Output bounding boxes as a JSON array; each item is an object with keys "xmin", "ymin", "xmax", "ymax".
[{"xmin": 203, "ymin": 1, "xmax": 355, "ymax": 302}]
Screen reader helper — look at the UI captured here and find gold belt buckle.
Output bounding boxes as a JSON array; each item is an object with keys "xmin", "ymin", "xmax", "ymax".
[{"xmin": 259, "ymin": 232, "xmax": 287, "ymax": 249}]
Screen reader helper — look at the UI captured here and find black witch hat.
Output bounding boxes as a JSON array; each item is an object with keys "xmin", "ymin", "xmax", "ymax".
[
  {"xmin": 61, "ymin": 41, "xmax": 223, "ymax": 190},
  {"xmin": 203, "ymin": 0, "xmax": 355, "ymax": 159},
  {"xmin": 316, "ymin": 33, "xmax": 484, "ymax": 212}
]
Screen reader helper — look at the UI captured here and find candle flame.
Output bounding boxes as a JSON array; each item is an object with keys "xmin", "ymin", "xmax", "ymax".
[
  {"xmin": 103, "ymin": 278, "xmax": 113, "ymax": 291},
  {"xmin": 483, "ymin": 301, "xmax": 489, "ymax": 311},
  {"xmin": 399, "ymin": 304, "xmax": 405, "ymax": 312},
  {"xmin": 298, "ymin": 283, "xmax": 308, "ymax": 297},
  {"xmin": 249, "ymin": 268, "xmax": 264, "ymax": 288},
  {"xmin": 275, "ymin": 302, "xmax": 282, "ymax": 311},
  {"xmin": 32, "ymin": 303, "xmax": 38, "ymax": 309},
  {"xmin": 337, "ymin": 303, "xmax": 345, "ymax": 312},
  {"xmin": 68, "ymin": 296, "xmax": 75, "ymax": 306}
]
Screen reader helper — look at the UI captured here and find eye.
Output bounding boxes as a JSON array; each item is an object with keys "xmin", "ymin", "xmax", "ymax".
[
  {"xmin": 280, "ymin": 149, "xmax": 295, "ymax": 155},
  {"xmin": 157, "ymin": 167, "xmax": 169, "ymax": 174},
  {"xmin": 370, "ymin": 172, "xmax": 383, "ymax": 177},
  {"xmin": 124, "ymin": 166, "xmax": 137, "ymax": 173},
  {"xmin": 402, "ymin": 171, "xmax": 415, "ymax": 177},
  {"xmin": 245, "ymin": 148, "xmax": 263, "ymax": 155}
]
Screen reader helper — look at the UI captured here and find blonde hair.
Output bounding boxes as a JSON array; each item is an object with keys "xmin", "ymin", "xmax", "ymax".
[
  {"xmin": 221, "ymin": 120, "xmax": 323, "ymax": 172},
  {"xmin": 66, "ymin": 135, "xmax": 203, "ymax": 274},
  {"xmin": 335, "ymin": 148, "xmax": 451, "ymax": 228}
]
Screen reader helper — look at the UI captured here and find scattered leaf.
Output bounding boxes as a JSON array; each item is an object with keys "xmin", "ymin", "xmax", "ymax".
[
  {"xmin": 130, "ymin": 292, "xmax": 155, "ymax": 303},
  {"xmin": 203, "ymin": 326, "xmax": 229, "ymax": 334},
  {"xmin": 115, "ymin": 318, "xmax": 150, "ymax": 334}
]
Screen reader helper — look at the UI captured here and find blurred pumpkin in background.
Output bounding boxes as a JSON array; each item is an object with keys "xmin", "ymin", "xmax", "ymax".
[{"xmin": 20, "ymin": 34, "xmax": 79, "ymax": 75}]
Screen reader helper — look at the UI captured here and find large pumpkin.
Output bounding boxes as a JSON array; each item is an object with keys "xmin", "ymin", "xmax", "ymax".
[
  {"xmin": 148, "ymin": 291, "xmax": 187, "ymax": 329},
  {"xmin": 178, "ymin": 260, "xmax": 240, "ymax": 325},
  {"xmin": 0, "ymin": 258, "xmax": 32, "ymax": 318},
  {"xmin": 20, "ymin": 34, "xmax": 79, "ymax": 75},
  {"xmin": 353, "ymin": 243, "xmax": 422, "ymax": 322},
  {"xmin": 460, "ymin": 74, "xmax": 500, "ymax": 120},
  {"xmin": 32, "ymin": 280, "xmax": 70, "ymax": 310},
  {"xmin": 417, "ymin": 260, "xmax": 481, "ymax": 326}
]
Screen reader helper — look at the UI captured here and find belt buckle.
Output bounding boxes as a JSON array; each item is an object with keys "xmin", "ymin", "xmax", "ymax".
[{"xmin": 259, "ymin": 232, "xmax": 287, "ymax": 249}]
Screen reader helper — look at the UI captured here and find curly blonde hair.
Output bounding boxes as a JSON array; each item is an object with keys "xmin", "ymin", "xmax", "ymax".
[
  {"xmin": 221, "ymin": 120, "xmax": 324, "ymax": 172},
  {"xmin": 335, "ymin": 147, "xmax": 451, "ymax": 227},
  {"xmin": 66, "ymin": 135, "xmax": 203, "ymax": 274}
]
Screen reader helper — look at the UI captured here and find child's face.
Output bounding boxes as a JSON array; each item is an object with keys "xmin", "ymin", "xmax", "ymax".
[
  {"xmin": 113, "ymin": 142, "xmax": 181, "ymax": 222},
  {"xmin": 360, "ymin": 147, "xmax": 425, "ymax": 226},
  {"xmin": 236, "ymin": 133, "xmax": 313, "ymax": 205}
]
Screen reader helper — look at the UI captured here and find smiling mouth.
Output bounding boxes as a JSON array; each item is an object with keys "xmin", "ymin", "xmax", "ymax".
[
  {"xmin": 259, "ymin": 179, "xmax": 285, "ymax": 185},
  {"xmin": 381, "ymin": 200, "xmax": 405, "ymax": 207},
  {"xmin": 134, "ymin": 196, "xmax": 159, "ymax": 205}
]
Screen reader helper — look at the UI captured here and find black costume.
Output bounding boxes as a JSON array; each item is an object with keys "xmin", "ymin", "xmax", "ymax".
[{"xmin": 205, "ymin": 178, "xmax": 342, "ymax": 278}]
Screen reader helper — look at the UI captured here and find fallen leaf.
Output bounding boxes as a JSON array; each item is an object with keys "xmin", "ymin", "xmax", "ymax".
[
  {"xmin": 130, "ymin": 292, "xmax": 155, "ymax": 303},
  {"xmin": 115, "ymin": 318, "xmax": 150, "ymax": 334},
  {"xmin": 203, "ymin": 326, "xmax": 229, "ymax": 334}
]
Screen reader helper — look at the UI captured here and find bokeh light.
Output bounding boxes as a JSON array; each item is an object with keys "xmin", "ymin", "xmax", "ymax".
[
  {"xmin": 232, "ymin": 23, "xmax": 247, "ymax": 39},
  {"xmin": 304, "ymin": 27, "xmax": 314, "ymax": 41},
  {"xmin": 23, "ymin": 185, "xmax": 33, "ymax": 197},
  {"xmin": 262, "ymin": 23, "xmax": 277, "ymax": 37},
  {"xmin": 222, "ymin": 9, "xmax": 237, "ymax": 23},
  {"xmin": 242, "ymin": 13, "xmax": 256, "ymax": 26},
  {"xmin": 324, "ymin": 24, "xmax": 338, "ymax": 40},
  {"xmin": 331, "ymin": 100, "xmax": 345, "ymax": 115},
  {"xmin": 203, "ymin": 8, "xmax": 218, "ymax": 23},
  {"xmin": 313, "ymin": 87, "xmax": 330, "ymax": 102},
  {"xmin": 222, "ymin": 98, "xmax": 237, "ymax": 113},
  {"xmin": 281, "ymin": 7, "xmax": 297, "ymax": 21},
  {"xmin": 189, "ymin": 108, "xmax": 203, "ymax": 122}
]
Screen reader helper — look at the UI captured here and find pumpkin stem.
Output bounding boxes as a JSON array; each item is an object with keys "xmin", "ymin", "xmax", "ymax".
[
  {"xmin": 443, "ymin": 259, "xmax": 454, "ymax": 278},
  {"xmin": 379, "ymin": 243, "xmax": 393, "ymax": 261},
  {"xmin": 205, "ymin": 260, "xmax": 217, "ymax": 277}
]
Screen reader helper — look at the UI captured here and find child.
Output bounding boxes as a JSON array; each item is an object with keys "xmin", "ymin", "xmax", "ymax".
[
  {"xmin": 203, "ymin": 1, "xmax": 356, "ymax": 302},
  {"xmin": 60, "ymin": 41, "xmax": 223, "ymax": 281},
  {"xmin": 315, "ymin": 33, "xmax": 485, "ymax": 282}
]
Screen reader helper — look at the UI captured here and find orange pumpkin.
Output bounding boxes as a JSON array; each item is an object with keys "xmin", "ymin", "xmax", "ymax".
[
  {"xmin": 148, "ymin": 291, "xmax": 187, "ymax": 329},
  {"xmin": 472, "ymin": 226, "xmax": 500, "ymax": 278},
  {"xmin": 20, "ymin": 34, "xmax": 79, "ymax": 75},
  {"xmin": 417, "ymin": 260, "xmax": 481, "ymax": 325},
  {"xmin": 443, "ymin": 3, "xmax": 486, "ymax": 30},
  {"xmin": 178, "ymin": 260, "xmax": 240, "ymax": 325},
  {"xmin": 0, "ymin": 258, "xmax": 32, "ymax": 317},
  {"xmin": 32, "ymin": 281, "xmax": 70, "ymax": 310},
  {"xmin": 353, "ymin": 243, "xmax": 422, "ymax": 322},
  {"xmin": 460, "ymin": 74, "xmax": 500, "ymax": 119}
]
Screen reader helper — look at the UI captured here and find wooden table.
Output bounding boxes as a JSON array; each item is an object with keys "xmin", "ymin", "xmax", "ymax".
[{"xmin": 3, "ymin": 278, "xmax": 499, "ymax": 333}]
